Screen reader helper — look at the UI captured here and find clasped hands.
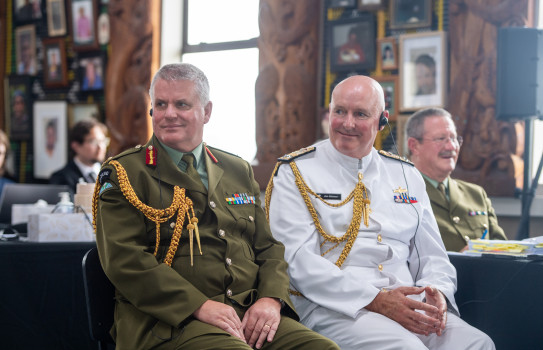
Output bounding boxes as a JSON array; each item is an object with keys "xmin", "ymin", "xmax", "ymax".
[
  {"xmin": 193, "ymin": 297, "xmax": 281, "ymax": 349},
  {"xmin": 365, "ymin": 285, "xmax": 447, "ymax": 336}
]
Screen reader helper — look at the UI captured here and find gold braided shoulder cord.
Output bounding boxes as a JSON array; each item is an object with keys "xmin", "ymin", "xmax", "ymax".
[
  {"xmin": 92, "ymin": 160, "xmax": 201, "ymax": 267},
  {"xmin": 287, "ymin": 161, "xmax": 370, "ymax": 268}
]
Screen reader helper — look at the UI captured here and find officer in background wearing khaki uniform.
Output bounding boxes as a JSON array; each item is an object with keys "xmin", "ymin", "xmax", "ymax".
[
  {"xmin": 406, "ymin": 107, "xmax": 507, "ymax": 252},
  {"xmin": 93, "ymin": 63, "xmax": 339, "ymax": 350}
]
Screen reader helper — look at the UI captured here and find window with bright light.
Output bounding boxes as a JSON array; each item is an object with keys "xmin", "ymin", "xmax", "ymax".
[{"xmin": 161, "ymin": 0, "xmax": 259, "ymax": 162}]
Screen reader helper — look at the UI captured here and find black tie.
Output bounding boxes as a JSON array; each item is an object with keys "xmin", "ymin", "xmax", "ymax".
[{"xmin": 88, "ymin": 171, "xmax": 96, "ymax": 183}]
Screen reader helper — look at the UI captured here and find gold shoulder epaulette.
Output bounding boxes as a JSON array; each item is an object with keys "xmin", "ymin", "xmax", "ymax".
[
  {"xmin": 378, "ymin": 150, "xmax": 414, "ymax": 166},
  {"xmin": 278, "ymin": 146, "xmax": 316, "ymax": 162}
]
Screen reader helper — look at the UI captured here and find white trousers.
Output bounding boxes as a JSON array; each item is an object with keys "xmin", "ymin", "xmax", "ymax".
[{"xmin": 302, "ymin": 306, "xmax": 495, "ymax": 350}]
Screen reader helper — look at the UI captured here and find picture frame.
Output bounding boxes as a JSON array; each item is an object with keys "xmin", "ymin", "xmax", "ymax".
[
  {"xmin": 13, "ymin": 0, "xmax": 43, "ymax": 24},
  {"xmin": 377, "ymin": 37, "xmax": 398, "ymax": 71},
  {"xmin": 68, "ymin": 103, "xmax": 100, "ymax": 127},
  {"xmin": 399, "ymin": 31, "xmax": 447, "ymax": 112},
  {"xmin": 358, "ymin": 0, "xmax": 385, "ymax": 11},
  {"xmin": 330, "ymin": 0, "xmax": 357, "ymax": 8},
  {"xmin": 97, "ymin": 12, "xmax": 110, "ymax": 45},
  {"xmin": 42, "ymin": 38, "xmax": 69, "ymax": 88},
  {"xmin": 329, "ymin": 14, "xmax": 376, "ymax": 73},
  {"xmin": 77, "ymin": 53, "xmax": 105, "ymax": 92},
  {"xmin": 33, "ymin": 101, "xmax": 68, "ymax": 179},
  {"xmin": 46, "ymin": 0, "xmax": 67, "ymax": 36},
  {"xmin": 5, "ymin": 75, "xmax": 33, "ymax": 141},
  {"xmin": 69, "ymin": 0, "xmax": 99, "ymax": 51},
  {"xmin": 15, "ymin": 24, "xmax": 37, "ymax": 76},
  {"xmin": 375, "ymin": 75, "xmax": 399, "ymax": 120},
  {"xmin": 389, "ymin": 0, "xmax": 432, "ymax": 30}
]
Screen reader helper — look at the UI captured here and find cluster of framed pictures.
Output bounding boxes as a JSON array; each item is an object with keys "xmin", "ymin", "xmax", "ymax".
[
  {"xmin": 12, "ymin": 0, "xmax": 109, "ymax": 89},
  {"xmin": 328, "ymin": 0, "xmax": 445, "ymax": 117}
]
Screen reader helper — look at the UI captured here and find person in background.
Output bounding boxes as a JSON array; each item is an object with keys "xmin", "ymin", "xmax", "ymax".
[
  {"xmin": 406, "ymin": 107, "xmax": 507, "ymax": 252},
  {"xmin": 266, "ymin": 75, "xmax": 494, "ymax": 349},
  {"xmin": 93, "ymin": 63, "xmax": 339, "ymax": 350},
  {"xmin": 0, "ymin": 130, "xmax": 15, "ymax": 197},
  {"xmin": 50, "ymin": 119, "xmax": 108, "ymax": 194}
]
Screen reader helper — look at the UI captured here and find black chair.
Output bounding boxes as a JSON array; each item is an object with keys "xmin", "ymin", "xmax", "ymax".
[{"xmin": 82, "ymin": 247, "xmax": 115, "ymax": 350}]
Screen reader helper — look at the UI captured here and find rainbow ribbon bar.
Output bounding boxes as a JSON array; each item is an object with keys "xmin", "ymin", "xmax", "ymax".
[
  {"xmin": 225, "ymin": 193, "xmax": 256, "ymax": 205},
  {"xmin": 394, "ymin": 193, "xmax": 418, "ymax": 204}
]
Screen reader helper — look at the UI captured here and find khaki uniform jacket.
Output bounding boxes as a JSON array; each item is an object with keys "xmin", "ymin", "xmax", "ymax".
[
  {"xmin": 424, "ymin": 177, "xmax": 507, "ymax": 252},
  {"xmin": 95, "ymin": 136, "xmax": 297, "ymax": 349}
]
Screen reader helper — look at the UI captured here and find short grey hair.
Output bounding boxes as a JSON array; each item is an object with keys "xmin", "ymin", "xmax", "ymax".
[
  {"xmin": 149, "ymin": 63, "xmax": 210, "ymax": 105},
  {"xmin": 405, "ymin": 107, "xmax": 453, "ymax": 140},
  {"xmin": 405, "ymin": 107, "xmax": 454, "ymax": 156}
]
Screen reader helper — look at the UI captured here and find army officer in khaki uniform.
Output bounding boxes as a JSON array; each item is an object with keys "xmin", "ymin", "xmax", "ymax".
[
  {"xmin": 406, "ymin": 107, "xmax": 507, "ymax": 252},
  {"xmin": 93, "ymin": 63, "xmax": 338, "ymax": 350}
]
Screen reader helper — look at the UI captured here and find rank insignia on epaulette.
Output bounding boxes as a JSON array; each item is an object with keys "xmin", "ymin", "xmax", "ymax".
[
  {"xmin": 146, "ymin": 145, "xmax": 157, "ymax": 166},
  {"xmin": 378, "ymin": 150, "xmax": 414, "ymax": 166},
  {"xmin": 278, "ymin": 146, "xmax": 316, "ymax": 162},
  {"xmin": 225, "ymin": 193, "xmax": 255, "ymax": 205}
]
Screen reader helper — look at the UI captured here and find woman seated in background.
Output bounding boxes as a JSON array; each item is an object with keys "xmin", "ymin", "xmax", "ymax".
[{"xmin": 0, "ymin": 130, "xmax": 15, "ymax": 197}]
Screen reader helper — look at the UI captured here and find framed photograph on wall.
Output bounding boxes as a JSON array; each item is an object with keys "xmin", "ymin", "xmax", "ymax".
[
  {"xmin": 15, "ymin": 25, "xmax": 37, "ymax": 75},
  {"xmin": 13, "ymin": 0, "xmax": 43, "ymax": 24},
  {"xmin": 78, "ymin": 54, "xmax": 105, "ymax": 91},
  {"xmin": 5, "ymin": 75, "xmax": 33, "ymax": 140},
  {"xmin": 375, "ymin": 75, "xmax": 399, "ymax": 120},
  {"xmin": 69, "ymin": 0, "xmax": 98, "ymax": 51},
  {"xmin": 358, "ymin": 0, "xmax": 385, "ymax": 11},
  {"xmin": 68, "ymin": 103, "xmax": 100, "ymax": 127},
  {"xmin": 377, "ymin": 37, "xmax": 398, "ymax": 71},
  {"xmin": 389, "ymin": 0, "xmax": 432, "ymax": 30},
  {"xmin": 329, "ymin": 14, "xmax": 376, "ymax": 72},
  {"xmin": 42, "ymin": 38, "xmax": 69, "ymax": 88},
  {"xmin": 46, "ymin": 0, "xmax": 67, "ymax": 36},
  {"xmin": 33, "ymin": 101, "xmax": 68, "ymax": 179},
  {"xmin": 399, "ymin": 31, "xmax": 447, "ymax": 112}
]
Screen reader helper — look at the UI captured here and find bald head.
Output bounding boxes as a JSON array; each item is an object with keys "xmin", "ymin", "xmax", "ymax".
[{"xmin": 328, "ymin": 75, "xmax": 388, "ymax": 159}]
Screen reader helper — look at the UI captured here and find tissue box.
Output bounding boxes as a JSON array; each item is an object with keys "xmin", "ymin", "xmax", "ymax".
[
  {"xmin": 27, "ymin": 213, "xmax": 95, "ymax": 242},
  {"xmin": 12, "ymin": 204, "xmax": 56, "ymax": 225}
]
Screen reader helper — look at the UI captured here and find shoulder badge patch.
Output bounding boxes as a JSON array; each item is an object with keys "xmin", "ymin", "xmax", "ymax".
[
  {"xmin": 98, "ymin": 168, "xmax": 112, "ymax": 185},
  {"xmin": 99, "ymin": 182, "xmax": 115, "ymax": 196},
  {"xmin": 278, "ymin": 146, "xmax": 316, "ymax": 162},
  {"xmin": 378, "ymin": 150, "xmax": 414, "ymax": 166}
]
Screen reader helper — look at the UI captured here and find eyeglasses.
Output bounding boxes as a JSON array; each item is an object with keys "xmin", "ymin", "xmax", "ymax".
[
  {"xmin": 419, "ymin": 136, "xmax": 463, "ymax": 146},
  {"xmin": 85, "ymin": 137, "xmax": 110, "ymax": 147}
]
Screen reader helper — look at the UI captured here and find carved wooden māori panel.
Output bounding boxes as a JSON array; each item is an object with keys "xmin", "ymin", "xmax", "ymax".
[
  {"xmin": 105, "ymin": 0, "xmax": 157, "ymax": 156},
  {"xmin": 448, "ymin": 0, "xmax": 531, "ymax": 196},
  {"xmin": 255, "ymin": 0, "xmax": 320, "ymax": 164}
]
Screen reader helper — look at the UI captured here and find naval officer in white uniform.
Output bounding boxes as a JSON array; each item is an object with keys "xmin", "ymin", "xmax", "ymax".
[{"xmin": 265, "ymin": 75, "xmax": 494, "ymax": 350}]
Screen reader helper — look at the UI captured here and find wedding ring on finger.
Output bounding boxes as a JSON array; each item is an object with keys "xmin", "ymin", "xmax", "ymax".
[{"xmin": 263, "ymin": 324, "xmax": 271, "ymax": 331}]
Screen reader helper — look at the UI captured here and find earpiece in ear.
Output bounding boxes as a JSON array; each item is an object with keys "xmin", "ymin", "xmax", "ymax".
[
  {"xmin": 149, "ymin": 108, "xmax": 153, "ymax": 117},
  {"xmin": 378, "ymin": 112, "xmax": 388, "ymax": 130}
]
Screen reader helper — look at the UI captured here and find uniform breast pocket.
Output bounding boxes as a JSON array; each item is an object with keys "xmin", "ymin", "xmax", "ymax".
[
  {"xmin": 465, "ymin": 213, "xmax": 489, "ymax": 232},
  {"xmin": 226, "ymin": 204, "xmax": 257, "ymax": 237}
]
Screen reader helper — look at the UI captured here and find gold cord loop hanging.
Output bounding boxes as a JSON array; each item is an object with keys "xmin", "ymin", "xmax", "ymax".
[{"xmin": 92, "ymin": 160, "xmax": 201, "ymax": 267}]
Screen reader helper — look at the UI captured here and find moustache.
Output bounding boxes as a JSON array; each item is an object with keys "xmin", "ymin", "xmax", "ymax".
[{"xmin": 439, "ymin": 151, "xmax": 457, "ymax": 158}]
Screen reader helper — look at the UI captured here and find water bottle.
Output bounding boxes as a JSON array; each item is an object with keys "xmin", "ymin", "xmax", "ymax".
[{"xmin": 54, "ymin": 192, "xmax": 74, "ymax": 214}]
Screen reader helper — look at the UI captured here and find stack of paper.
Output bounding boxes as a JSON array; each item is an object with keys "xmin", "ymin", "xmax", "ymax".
[{"xmin": 466, "ymin": 239, "xmax": 543, "ymax": 257}]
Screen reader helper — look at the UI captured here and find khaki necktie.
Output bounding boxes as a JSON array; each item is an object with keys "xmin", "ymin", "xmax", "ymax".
[
  {"xmin": 437, "ymin": 182, "xmax": 447, "ymax": 201},
  {"xmin": 181, "ymin": 153, "xmax": 199, "ymax": 178}
]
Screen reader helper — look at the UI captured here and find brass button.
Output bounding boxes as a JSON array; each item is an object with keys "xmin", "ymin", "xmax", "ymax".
[
  {"xmin": 226, "ymin": 258, "xmax": 232, "ymax": 266},
  {"xmin": 377, "ymin": 234, "xmax": 382, "ymax": 242},
  {"xmin": 210, "ymin": 201, "xmax": 216, "ymax": 209},
  {"xmin": 218, "ymin": 229, "xmax": 225, "ymax": 238},
  {"xmin": 226, "ymin": 289, "xmax": 232, "ymax": 297},
  {"xmin": 249, "ymin": 215, "xmax": 254, "ymax": 222},
  {"xmin": 170, "ymin": 222, "xmax": 175, "ymax": 229},
  {"xmin": 135, "ymin": 145, "xmax": 141, "ymax": 149},
  {"xmin": 378, "ymin": 264, "xmax": 383, "ymax": 271},
  {"xmin": 483, "ymin": 223, "xmax": 488, "ymax": 229},
  {"xmin": 453, "ymin": 216, "xmax": 460, "ymax": 224}
]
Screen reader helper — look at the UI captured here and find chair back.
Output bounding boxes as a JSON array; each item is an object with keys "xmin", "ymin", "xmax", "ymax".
[{"xmin": 82, "ymin": 247, "xmax": 115, "ymax": 349}]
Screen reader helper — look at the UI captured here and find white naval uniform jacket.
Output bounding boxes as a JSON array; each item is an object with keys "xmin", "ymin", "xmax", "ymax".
[{"xmin": 268, "ymin": 139, "xmax": 458, "ymax": 320}]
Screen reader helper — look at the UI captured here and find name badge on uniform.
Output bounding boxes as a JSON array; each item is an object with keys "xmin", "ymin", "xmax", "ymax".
[
  {"xmin": 225, "ymin": 193, "xmax": 255, "ymax": 205},
  {"xmin": 317, "ymin": 193, "xmax": 341, "ymax": 200}
]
